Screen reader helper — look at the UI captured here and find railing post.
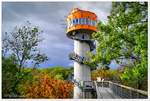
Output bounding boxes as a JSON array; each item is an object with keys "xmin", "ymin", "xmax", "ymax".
[
  {"xmin": 129, "ymin": 88, "xmax": 132, "ymax": 98},
  {"xmin": 120, "ymin": 85, "xmax": 122, "ymax": 98},
  {"xmin": 137, "ymin": 90, "xmax": 139, "ymax": 98}
]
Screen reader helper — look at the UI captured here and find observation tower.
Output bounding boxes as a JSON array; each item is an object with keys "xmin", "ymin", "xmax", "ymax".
[{"xmin": 66, "ymin": 8, "xmax": 97, "ymax": 98}]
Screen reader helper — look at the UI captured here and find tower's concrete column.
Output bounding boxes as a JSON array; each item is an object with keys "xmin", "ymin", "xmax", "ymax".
[{"xmin": 73, "ymin": 40, "xmax": 91, "ymax": 98}]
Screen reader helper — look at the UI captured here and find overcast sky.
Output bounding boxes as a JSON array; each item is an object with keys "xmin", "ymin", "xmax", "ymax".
[{"xmin": 2, "ymin": 2, "xmax": 119, "ymax": 68}]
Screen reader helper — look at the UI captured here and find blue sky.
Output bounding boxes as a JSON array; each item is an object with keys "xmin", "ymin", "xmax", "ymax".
[{"xmin": 2, "ymin": 2, "xmax": 119, "ymax": 69}]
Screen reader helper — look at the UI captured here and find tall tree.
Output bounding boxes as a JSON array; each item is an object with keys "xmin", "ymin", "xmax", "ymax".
[
  {"xmin": 3, "ymin": 21, "xmax": 48, "ymax": 70},
  {"xmin": 93, "ymin": 2, "xmax": 147, "ymax": 65},
  {"xmin": 89, "ymin": 2, "xmax": 147, "ymax": 90}
]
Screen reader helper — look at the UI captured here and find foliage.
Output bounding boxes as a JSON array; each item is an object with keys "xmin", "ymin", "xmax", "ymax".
[
  {"xmin": 121, "ymin": 61, "xmax": 147, "ymax": 90},
  {"xmin": 89, "ymin": 2, "xmax": 147, "ymax": 90},
  {"xmin": 2, "ymin": 21, "xmax": 73, "ymax": 98},
  {"xmin": 92, "ymin": 2, "xmax": 147, "ymax": 65},
  {"xmin": 33, "ymin": 53, "xmax": 48, "ymax": 68},
  {"xmin": 16, "ymin": 69, "xmax": 41, "ymax": 97},
  {"xmin": 91, "ymin": 69, "xmax": 121, "ymax": 82},
  {"xmin": 2, "ymin": 57, "xmax": 73, "ymax": 98},
  {"xmin": 54, "ymin": 74, "xmax": 64, "ymax": 80},
  {"xmin": 40, "ymin": 66, "xmax": 73, "ymax": 80},
  {"xmin": 2, "ymin": 21, "xmax": 48, "ymax": 70},
  {"xmin": 15, "ymin": 67, "xmax": 73, "ymax": 98},
  {"xmin": 2, "ymin": 21, "xmax": 49, "ymax": 98},
  {"xmin": 83, "ymin": 51, "xmax": 98, "ymax": 68},
  {"xmin": 2, "ymin": 56, "xmax": 19, "ymax": 98},
  {"xmin": 18, "ymin": 73, "xmax": 74, "ymax": 98}
]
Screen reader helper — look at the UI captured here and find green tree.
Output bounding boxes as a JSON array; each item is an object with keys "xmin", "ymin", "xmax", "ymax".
[
  {"xmin": 91, "ymin": 2, "xmax": 147, "ymax": 90},
  {"xmin": 3, "ymin": 21, "xmax": 48, "ymax": 70},
  {"xmin": 16, "ymin": 68, "xmax": 40, "ymax": 97},
  {"xmin": 50, "ymin": 67, "xmax": 72, "ymax": 80},
  {"xmin": 40, "ymin": 67, "xmax": 72, "ymax": 80},
  {"xmin": 2, "ymin": 21, "xmax": 49, "ymax": 97},
  {"xmin": 121, "ymin": 61, "xmax": 147, "ymax": 90},
  {"xmin": 2, "ymin": 56, "xmax": 18, "ymax": 98},
  {"xmin": 33, "ymin": 53, "xmax": 48, "ymax": 68}
]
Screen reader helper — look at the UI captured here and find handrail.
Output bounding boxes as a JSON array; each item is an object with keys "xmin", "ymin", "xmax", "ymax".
[
  {"xmin": 95, "ymin": 81, "xmax": 148, "ymax": 98},
  {"xmin": 109, "ymin": 81, "xmax": 148, "ymax": 96},
  {"xmin": 69, "ymin": 52, "xmax": 86, "ymax": 64}
]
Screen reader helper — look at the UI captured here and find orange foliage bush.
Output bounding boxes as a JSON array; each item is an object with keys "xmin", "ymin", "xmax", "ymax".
[{"xmin": 26, "ymin": 74, "xmax": 74, "ymax": 98}]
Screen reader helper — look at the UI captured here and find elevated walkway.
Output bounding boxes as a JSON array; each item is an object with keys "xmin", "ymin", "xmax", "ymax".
[
  {"xmin": 96, "ymin": 87, "xmax": 120, "ymax": 98},
  {"xmin": 94, "ymin": 81, "xmax": 148, "ymax": 99},
  {"xmin": 78, "ymin": 81, "xmax": 148, "ymax": 99},
  {"xmin": 94, "ymin": 81, "xmax": 120, "ymax": 98}
]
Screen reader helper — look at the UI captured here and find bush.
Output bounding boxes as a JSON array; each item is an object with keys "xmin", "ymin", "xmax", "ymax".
[{"xmin": 19, "ymin": 73, "xmax": 74, "ymax": 98}]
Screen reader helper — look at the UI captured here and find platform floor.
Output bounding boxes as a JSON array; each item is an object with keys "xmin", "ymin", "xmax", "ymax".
[{"xmin": 96, "ymin": 87, "xmax": 121, "ymax": 99}]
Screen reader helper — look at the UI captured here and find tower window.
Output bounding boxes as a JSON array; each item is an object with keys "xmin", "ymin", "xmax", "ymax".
[
  {"xmin": 76, "ymin": 19, "xmax": 78, "ymax": 24},
  {"xmin": 88, "ymin": 19, "xmax": 91, "ymax": 25},
  {"xmin": 85, "ymin": 18, "xmax": 88, "ymax": 25},
  {"xmin": 73, "ymin": 19, "xmax": 76, "ymax": 25},
  {"xmin": 81, "ymin": 18, "xmax": 84, "ymax": 24},
  {"xmin": 93, "ymin": 21, "xmax": 96, "ymax": 26},
  {"xmin": 72, "ymin": 20, "xmax": 74, "ymax": 26},
  {"xmin": 83, "ymin": 18, "xmax": 86, "ymax": 24},
  {"xmin": 79, "ymin": 19, "xmax": 81, "ymax": 24}
]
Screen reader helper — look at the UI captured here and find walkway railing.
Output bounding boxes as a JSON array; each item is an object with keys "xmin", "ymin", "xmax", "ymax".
[
  {"xmin": 95, "ymin": 81, "xmax": 148, "ymax": 99},
  {"xmin": 82, "ymin": 81, "xmax": 97, "ymax": 98}
]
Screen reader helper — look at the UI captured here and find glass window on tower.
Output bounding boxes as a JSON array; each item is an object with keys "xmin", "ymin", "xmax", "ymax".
[
  {"xmin": 76, "ymin": 19, "xmax": 78, "ymax": 25},
  {"xmin": 92, "ymin": 21, "xmax": 96, "ymax": 26},
  {"xmin": 82, "ymin": 18, "xmax": 85, "ymax": 24},
  {"xmin": 88, "ymin": 19, "xmax": 91, "ymax": 25},
  {"xmin": 81, "ymin": 18, "xmax": 83, "ymax": 24},
  {"xmin": 85, "ymin": 18, "xmax": 88, "ymax": 25},
  {"xmin": 73, "ymin": 19, "xmax": 76, "ymax": 25},
  {"xmin": 83, "ymin": 18, "xmax": 85, "ymax": 24},
  {"xmin": 79, "ymin": 18, "xmax": 81, "ymax": 24},
  {"xmin": 81, "ymin": 18, "xmax": 84, "ymax": 24},
  {"xmin": 91, "ymin": 20, "xmax": 94, "ymax": 26}
]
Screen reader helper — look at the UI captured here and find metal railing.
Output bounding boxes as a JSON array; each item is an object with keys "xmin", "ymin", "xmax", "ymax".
[
  {"xmin": 69, "ymin": 52, "xmax": 85, "ymax": 64},
  {"xmin": 82, "ymin": 81, "xmax": 97, "ymax": 98},
  {"xmin": 95, "ymin": 81, "xmax": 148, "ymax": 99},
  {"xmin": 109, "ymin": 81, "xmax": 148, "ymax": 99}
]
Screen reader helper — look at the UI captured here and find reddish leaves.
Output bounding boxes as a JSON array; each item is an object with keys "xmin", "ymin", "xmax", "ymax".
[{"xmin": 26, "ymin": 74, "xmax": 74, "ymax": 98}]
